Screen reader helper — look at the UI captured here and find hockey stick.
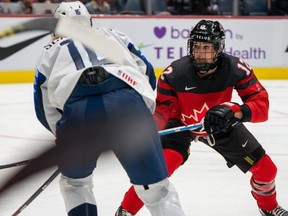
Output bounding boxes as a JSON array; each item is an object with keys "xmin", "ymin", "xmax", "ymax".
[
  {"xmin": 0, "ymin": 122, "xmax": 202, "ymax": 215},
  {"xmin": 11, "ymin": 169, "xmax": 60, "ymax": 216},
  {"xmin": 0, "ymin": 159, "xmax": 30, "ymax": 169},
  {"xmin": 0, "ymin": 124, "xmax": 202, "ymax": 170},
  {"xmin": 158, "ymin": 122, "xmax": 203, "ymax": 136},
  {"xmin": 0, "ymin": 32, "xmax": 50, "ymax": 60},
  {"xmin": 0, "ymin": 17, "xmax": 127, "ymax": 65},
  {"xmin": 0, "ymin": 18, "xmax": 57, "ymax": 38}
]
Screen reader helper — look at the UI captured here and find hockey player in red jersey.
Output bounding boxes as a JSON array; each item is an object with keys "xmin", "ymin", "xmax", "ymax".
[{"xmin": 115, "ymin": 20, "xmax": 288, "ymax": 216}]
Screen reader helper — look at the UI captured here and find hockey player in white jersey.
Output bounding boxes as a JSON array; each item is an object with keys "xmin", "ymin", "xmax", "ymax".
[{"xmin": 33, "ymin": 1, "xmax": 185, "ymax": 216}]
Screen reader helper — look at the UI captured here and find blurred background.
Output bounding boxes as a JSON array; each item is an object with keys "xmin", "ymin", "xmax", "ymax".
[{"xmin": 0, "ymin": 0, "xmax": 287, "ymax": 16}]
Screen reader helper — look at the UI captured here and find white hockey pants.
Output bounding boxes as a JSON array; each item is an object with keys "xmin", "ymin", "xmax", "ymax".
[
  {"xmin": 134, "ymin": 178, "xmax": 186, "ymax": 216},
  {"xmin": 59, "ymin": 173, "xmax": 96, "ymax": 213}
]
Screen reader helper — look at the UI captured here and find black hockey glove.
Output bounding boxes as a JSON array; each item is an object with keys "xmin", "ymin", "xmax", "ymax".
[{"xmin": 204, "ymin": 102, "xmax": 241, "ymax": 135}]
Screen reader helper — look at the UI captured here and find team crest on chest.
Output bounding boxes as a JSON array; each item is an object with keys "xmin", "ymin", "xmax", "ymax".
[{"xmin": 181, "ymin": 103, "xmax": 209, "ymax": 123}]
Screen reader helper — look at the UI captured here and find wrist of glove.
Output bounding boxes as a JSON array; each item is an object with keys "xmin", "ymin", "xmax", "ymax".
[{"xmin": 204, "ymin": 102, "xmax": 242, "ymax": 135}]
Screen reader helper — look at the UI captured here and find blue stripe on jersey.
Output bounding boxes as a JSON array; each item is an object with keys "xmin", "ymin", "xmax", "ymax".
[
  {"xmin": 68, "ymin": 42, "xmax": 85, "ymax": 70},
  {"xmin": 127, "ymin": 42, "xmax": 156, "ymax": 90},
  {"xmin": 84, "ymin": 47, "xmax": 99, "ymax": 65},
  {"xmin": 34, "ymin": 70, "xmax": 51, "ymax": 132},
  {"xmin": 60, "ymin": 39, "xmax": 70, "ymax": 46},
  {"xmin": 61, "ymin": 39, "xmax": 85, "ymax": 70},
  {"xmin": 84, "ymin": 46, "xmax": 114, "ymax": 66},
  {"xmin": 61, "ymin": 40, "xmax": 116, "ymax": 69}
]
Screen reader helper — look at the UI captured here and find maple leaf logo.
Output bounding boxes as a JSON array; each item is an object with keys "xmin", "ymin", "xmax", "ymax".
[{"xmin": 181, "ymin": 103, "xmax": 209, "ymax": 124}]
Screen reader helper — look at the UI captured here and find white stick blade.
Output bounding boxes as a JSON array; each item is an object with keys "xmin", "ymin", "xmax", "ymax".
[{"xmin": 55, "ymin": 18, "xmax": 126, "ymax": 65}]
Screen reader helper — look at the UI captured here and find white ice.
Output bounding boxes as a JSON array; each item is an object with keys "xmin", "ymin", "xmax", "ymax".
[{"xmin": 0, "ymin": 81, "xmax": 288, "ymax": 216}]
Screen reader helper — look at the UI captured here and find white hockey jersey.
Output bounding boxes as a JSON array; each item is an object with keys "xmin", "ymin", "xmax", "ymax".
[{"xmin": 34, "ymin": 27, "xmax": 156, "ymax": 135}]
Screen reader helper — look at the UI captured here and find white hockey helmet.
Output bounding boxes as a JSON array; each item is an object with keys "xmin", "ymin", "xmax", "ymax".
[{"xmin": 54, "ymin": 1, "xmax": 92, "ymax": 27}]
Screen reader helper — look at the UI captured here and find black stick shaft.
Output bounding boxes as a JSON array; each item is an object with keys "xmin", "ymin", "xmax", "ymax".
[
  {"xmin": 12, "ymin": 169, "xmax": 60, "ymax": 216},
  {"xmin": 0, "ymin": 160, "xmax": 31, "ymax": 169}
]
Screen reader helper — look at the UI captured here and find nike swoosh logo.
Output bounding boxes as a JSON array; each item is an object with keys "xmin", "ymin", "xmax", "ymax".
[
  {"xmin": 0, "ymin": 33, "xmax": 50, "ymax": 60},
  {"xmin": 185, "ymin": 86, "xmax": 197, "ymax": 91},
  {"xmin": 242, "ymin": 140, "xmax": 248, "ymax": 147}
]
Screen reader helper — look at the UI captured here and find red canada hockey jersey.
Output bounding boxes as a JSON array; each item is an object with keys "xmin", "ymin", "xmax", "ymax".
[{"xmin": 154, "ymin": 53, "xmax": 269, "ymax": 131}]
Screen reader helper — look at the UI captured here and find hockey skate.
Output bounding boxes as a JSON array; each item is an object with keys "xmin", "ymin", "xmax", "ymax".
[
  {"xmin": 259, "ymin": 205, "xmax": 288, "ymax": 216},
  {"xmin": 115, "ymin": 206, "xmax": 134, "ymax": 216}
]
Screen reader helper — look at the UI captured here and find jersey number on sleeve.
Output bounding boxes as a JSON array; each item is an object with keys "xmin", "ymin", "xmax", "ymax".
[{"xmin": 237, "ymin": 59, "xmax": 252, "ymax": 76}]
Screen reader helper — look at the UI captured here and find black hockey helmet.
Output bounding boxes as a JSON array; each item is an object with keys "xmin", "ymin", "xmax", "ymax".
[{"xmin": 188, "ymin": 20, "xmax": 225, "ymax": 72}]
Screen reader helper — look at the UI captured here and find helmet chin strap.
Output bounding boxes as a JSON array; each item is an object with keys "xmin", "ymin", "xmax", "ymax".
[
  {"xmin": 198, "ymin": 66, "xmax": 217, "ymax": 74},
  {"xmin": 197, "ymin": 66, "xmax": 218, "ymax": 79},
  {"xmin": 198, "ymin": 69, "xmax": 210, "ymax": 74},
  {"xmin": 193, "ymin": 55, "xmax": 219, "ymax": 74}
]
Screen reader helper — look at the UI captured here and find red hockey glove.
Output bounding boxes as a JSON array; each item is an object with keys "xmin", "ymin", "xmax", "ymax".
[{"xmin": 204, "ymin": 102, "xmax": 241, "ymax": 135}]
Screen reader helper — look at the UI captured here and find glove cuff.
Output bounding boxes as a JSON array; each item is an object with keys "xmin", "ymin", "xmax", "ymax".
[
  {"xmin": 221, "ymin": 102, "xmax": 241, "ymax": 113},
  {"xmin": 240, "ymin": 104, "xmax": 251, "ymax": 122}
]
